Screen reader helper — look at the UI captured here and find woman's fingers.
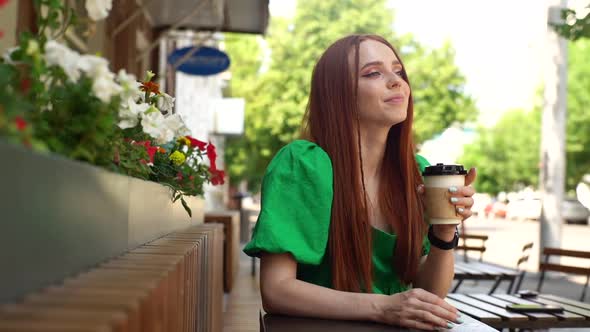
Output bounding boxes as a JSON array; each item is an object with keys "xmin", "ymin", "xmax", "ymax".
[
  {"xmin": 465, "ymin": 167, "xmax": 477, "ymax": 186},
  {"xmin": 417, "ymin": 184, "xmax": 425, "ymax": 194},
  {"xmin": 408, "ymin": 309, "xmax": 450, "ymax": 329},
  {"xmin": 449, "ymin": 196, "xmax": 474, "ymax": 208},
  {"xmin": 419, "ymin": 301, "xmax": 461, "ymax": 324},
  {"xmin": 410, "ymin": 289, "xmax": 458, "ymax": 315},
  {"xmin": 449, "ymin": 185, "xmax": 475, "ymax": 198}
]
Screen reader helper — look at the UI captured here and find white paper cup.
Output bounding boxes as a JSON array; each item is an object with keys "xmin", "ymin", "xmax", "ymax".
[{"xmin": 422, "ymin": 164, "xmax": 467, "ymax": 225}]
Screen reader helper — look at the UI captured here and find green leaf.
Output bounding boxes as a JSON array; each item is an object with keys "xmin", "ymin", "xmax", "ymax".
[
  {"xmin": 180, "ymin": 197, "xmax": 192, "ymax": 217},
  {"xmin": 173, "ymin": 192, "xmax": 182, "ymax": 202}
]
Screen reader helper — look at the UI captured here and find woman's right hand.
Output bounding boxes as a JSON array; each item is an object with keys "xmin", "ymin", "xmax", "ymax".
[{"xmin": 374, "ymin": 288, "xmax": 462, "ymax": 330}]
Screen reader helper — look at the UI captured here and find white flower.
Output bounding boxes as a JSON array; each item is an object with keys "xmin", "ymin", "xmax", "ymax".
[
  {"xmin": 85, "ymin": 0, "xmax": 112, "ymax": 21},
  {"xmin": 117, "ymin": 70, "xmax": 142, "ymax": 101},
  {"xmin": 141, "ymin": 110, "xmax": 175, "ymax": 144},
  {"xmin": 2, "ymin": 47, "xmax": 19, "ymax": 64},
  {"xmin": 163, "ymin": 113, "xmax": 191, "ymax": 137},
  {"xmin": 78, "ymin": 54, "xmax": 122, "ymax": 103},
  {"xmin": 118, "ymin": 98, "xmax": 150, "ymax": 129},
  {"xmin": 78, "ymin": 54, "xmax": 109, "ymax": 74},
  {"xmin": 92, "ymin": 74, "xmax": 122, "ymax": 103},
  {"xmin": 157, "ymin": 92, "xmax": 175, "ymax": 113},
  {"xmin": 44, "ymin": 40, "xmax": 81, "ymax": 82}
]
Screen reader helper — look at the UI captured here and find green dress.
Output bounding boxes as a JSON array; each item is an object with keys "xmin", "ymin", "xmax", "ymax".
[{"xmin": 243, "ymin": 139, "xmax": 431, "ymax": 295}]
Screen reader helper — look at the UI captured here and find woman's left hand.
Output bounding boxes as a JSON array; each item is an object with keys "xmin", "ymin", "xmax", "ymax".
[{"xmin": 448, "ymin": 167, "xmax": 477, "ymax": 221}]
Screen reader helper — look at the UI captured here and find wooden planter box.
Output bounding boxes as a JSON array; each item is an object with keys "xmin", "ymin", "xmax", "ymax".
[{"xmin": 0, "ymin": 141, "xmax": 205, "ymax": 303}]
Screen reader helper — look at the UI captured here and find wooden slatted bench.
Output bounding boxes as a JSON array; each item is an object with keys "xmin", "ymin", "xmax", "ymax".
[
  {"xmin": 537, "ymin": 248, "xmax": 590, "ymax": 301},
  {"xmin": 457, "ymin": 233, "xmax": 488, "ymax": 262},
  {"xmin": 0, "ymin": 224, "xmax": 224, "ymax": 332},
  {"xmin": 453, "ymin": 260, "xmax": 519, "ymax": 294}
]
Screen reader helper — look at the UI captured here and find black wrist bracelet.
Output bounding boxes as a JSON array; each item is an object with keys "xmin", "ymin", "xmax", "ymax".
[{"xmin": 428, "ymin": 225, "xmax": 459, "ymax": 250}]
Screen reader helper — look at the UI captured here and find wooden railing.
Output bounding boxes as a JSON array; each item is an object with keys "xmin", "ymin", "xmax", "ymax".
[{"xmin": 0, "ymin": 223, "xmax": 224, "ymax": 332}]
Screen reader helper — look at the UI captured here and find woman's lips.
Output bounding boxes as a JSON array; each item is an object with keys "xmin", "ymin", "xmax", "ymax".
[{"xmin": 384, "ymin": 95, "xmax": 405, "ymax": 104}]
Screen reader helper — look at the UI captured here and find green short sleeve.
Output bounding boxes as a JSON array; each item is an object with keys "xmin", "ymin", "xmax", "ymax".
[
  {"xmin": 243, "ymin": 140, "xmax": 333, "ymax": 265},
  {"xmin": 416, "ymin": 154, "xmax": 432, "ymax": 256}
]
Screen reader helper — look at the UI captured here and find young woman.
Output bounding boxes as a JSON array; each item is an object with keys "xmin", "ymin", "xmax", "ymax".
[{"xmin": 244, "ymin": 34, "xmax": 477, "ymax": 331}]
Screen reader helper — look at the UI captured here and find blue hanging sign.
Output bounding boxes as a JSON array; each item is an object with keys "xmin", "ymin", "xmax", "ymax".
[{"xmin": 168, "ymin": 46, "xmax": 230, "ymax": 76}]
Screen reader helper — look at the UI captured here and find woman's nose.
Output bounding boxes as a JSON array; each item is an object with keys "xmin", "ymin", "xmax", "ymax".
[{"xmin": 387, "ymin": 73, "xmax": 402, "ymax": 89}]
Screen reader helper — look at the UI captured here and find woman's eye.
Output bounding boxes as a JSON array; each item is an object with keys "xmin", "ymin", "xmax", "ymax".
[
  {"xmin": 363, "ymin": 71, "xmax": 381, "ymax": 78},
  {"xmin": 395, "ymin": 70, "xmax": 404, "ymax": 76}
]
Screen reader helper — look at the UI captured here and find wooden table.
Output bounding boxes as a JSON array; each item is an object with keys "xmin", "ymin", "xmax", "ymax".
[
  {"xmin": 447, "ymin": 293, "xmax": 590, "ymax": 330},
  {"xmin": 453, "ymin": 260, "xmax": 520, "ymax": 294},
  {"xmin": 261, "ymin": 311, "xmax": 496, "ymax": 331}
]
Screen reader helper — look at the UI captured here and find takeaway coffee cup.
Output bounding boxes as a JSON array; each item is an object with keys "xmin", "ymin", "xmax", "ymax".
[{"xmin": 422, "ymin": 163, "xmax": 467, "ymax": 225}]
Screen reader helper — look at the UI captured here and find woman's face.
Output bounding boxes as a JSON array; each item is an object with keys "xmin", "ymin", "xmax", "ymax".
[{"xmin": 353, "ymin": 39, "xmax": 410, "ymax": 130}]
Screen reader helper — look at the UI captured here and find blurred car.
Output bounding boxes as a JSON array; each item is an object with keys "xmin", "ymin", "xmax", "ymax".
[
  {"xmin": 506, "ymin": 197, "xmax": 590, "ymax": 224},
  {"xmin": 506, "ymin": 198, "xmax": 542, "ymax": 221},
  {"xmin": 484, "ymin": 201, "xmax": 507, "ymax": 218},
  {"xmin": 471, "ymin": 193, "xmax": 492, "ymax": 216},
  {"xmin": 562, "ymin": 198, "xmax": 590, "ymax": 224}
]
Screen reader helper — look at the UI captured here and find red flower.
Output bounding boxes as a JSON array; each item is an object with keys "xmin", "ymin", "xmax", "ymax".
[
  {"xmin": 0, "ymin": 0, "xmax": 8, "ymax": 8},
  {"xmin": 20, "ymin": 78, "xmax": 31, "ymax": 93},
  {"xmin": 132, "ymin": 140, "xmax": 158, "ymax": 164},
  {"xmin": 0, "ymin": 31, "xmax": 4, "ymax": 39},
  {"xmin": 206, "ymin": 142, "xmax": 217, "ymax": 171},
  {"xmin": 140, "ymin": 81, "xmax": 160, "ymax": 95},
  {"xmin": 177, "ymin": 172, "xmax": 184, "ymax": 181},
  {"xmin": 14, "ymin": 116, "xmax": 27, "ymax": 131},
  {"xmin": 186, "ymin": 136, "xmax": 207, "ymax": 151},
  {"xmin": 210, "ymin": 169, "xmax": 225, "ymax": 185},
  {"xmin": 146, "ymin": 146, "xmax": 158, "ymax": 164}
]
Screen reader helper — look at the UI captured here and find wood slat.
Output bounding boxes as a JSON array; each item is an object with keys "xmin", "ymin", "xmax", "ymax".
[
  {"xmin": 454, "ymin": 262, "xmax": 495, "ymax": 279},
  {"xmin": 543, "ymin": 248, "xmax": 590, "ymax": 259},
  {"xmin": 0, "ymin": 224, "xmax": 224, "ymax": 332},
  {"xmin": 469, "ymin": 294, "xmax": 558, "ymax": 322},
  {"xmin": 445, "ymin": 298, "xmax": 502, "ymax": 325},
  {"xmin": 493, "ymin": 294, "xmax": 586, "ymax": 322},
  {"xmin": 447, "ymin": 294, "xmax": 529, "ymax": 321},
  {"xmin": 460, "ymin": 234, "xmax": 489, "ymax": 241},
  {"xmin": 539, "ymin": 262, "xmax": 590, "ymax": 275},
  {"xmin": 539, "ymin": 294, "xmax": 590, "ymax": 311},
  {"xmin": 465, "ymin": 261, "xmax": 519, "ymax": 276},
  {"xmin": 456, "ymin": 245, "xmax": 486, "ymax": 252},
  {"xmin": 524, "ymin": 296, "xmax": 590, "ymax": 319}
]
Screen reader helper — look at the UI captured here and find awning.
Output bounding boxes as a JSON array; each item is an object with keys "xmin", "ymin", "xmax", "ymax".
[{"xmin": 144, "ymin": 0, "xmax": 269, "ymax": 35}]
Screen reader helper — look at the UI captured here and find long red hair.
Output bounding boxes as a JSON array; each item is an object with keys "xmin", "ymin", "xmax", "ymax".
[{"xmin": 301, "ymin": 34, "xmax": 427, "ymax": 291}]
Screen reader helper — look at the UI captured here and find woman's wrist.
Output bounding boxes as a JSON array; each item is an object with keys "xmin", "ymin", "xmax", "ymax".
[
  {"xmin": 367, "ymin": 293, "xmax": 391, "ymax": 323},
  {"xmin": 431, "ymin": 225, "xmax": 457, "ymax": 242}
]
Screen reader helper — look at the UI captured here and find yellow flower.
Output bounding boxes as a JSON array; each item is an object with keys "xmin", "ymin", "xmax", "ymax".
[
  {"xmin": 169, "ymin": 151, "xmax": 186, "ymax": 166},
  {"xmin": 177, "ymin": 137, "xmax": 191, "ymax": 146}
]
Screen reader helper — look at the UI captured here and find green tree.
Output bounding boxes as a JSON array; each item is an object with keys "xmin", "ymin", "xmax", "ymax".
[
  {"xmin": 459, "ymin": 109, "xmax": 542, "ymax": 195},
  {"xmin": 552, "ymin": 3, "xmax": 590, "ymax": 40},
  {"xmin": 566, "ymin": 38, "xmax": 590, "ymax": 189},
  {"xmin": 225, "ymin": 0, "xmax": 476, "ymax": 190}
]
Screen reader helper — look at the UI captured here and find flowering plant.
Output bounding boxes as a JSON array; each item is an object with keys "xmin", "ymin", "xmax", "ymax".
[{"xmin": 0, "ymin": 0, "xmax": 225, "ymax": 216}]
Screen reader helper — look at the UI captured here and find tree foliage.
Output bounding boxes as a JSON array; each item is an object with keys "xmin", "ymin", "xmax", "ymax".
[
  {"xmin": 566, "ymin": 38, "xmax": 590, "ymax": 189},
  {"xmin": 459, "ymin": 109, "xmax": 541, "ymax": 195},
  {"xmin": 224, "ymin": 0, "xmax": 476, "ymax": 190},
  {"xmin": 459, "ymin": 38, "xmax": 590, "ymax": 195},
  {"xmin": 552, "ymin": 3, "xmax": 590, "ymax": 41}
]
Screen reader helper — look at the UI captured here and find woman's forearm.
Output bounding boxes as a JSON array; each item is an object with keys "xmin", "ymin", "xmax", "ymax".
[
  {"xmin": 413, "ymin": 247, "xmax": 455, "ymax": 298},
  {"xmin": 262, "ymin": 277, "xmax": 387, "ymax": 322}
]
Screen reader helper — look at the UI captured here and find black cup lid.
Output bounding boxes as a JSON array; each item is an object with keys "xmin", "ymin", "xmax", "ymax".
[{"xmin": 422, "ymin": 163, "xmax": 467, "ymax": 176}]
